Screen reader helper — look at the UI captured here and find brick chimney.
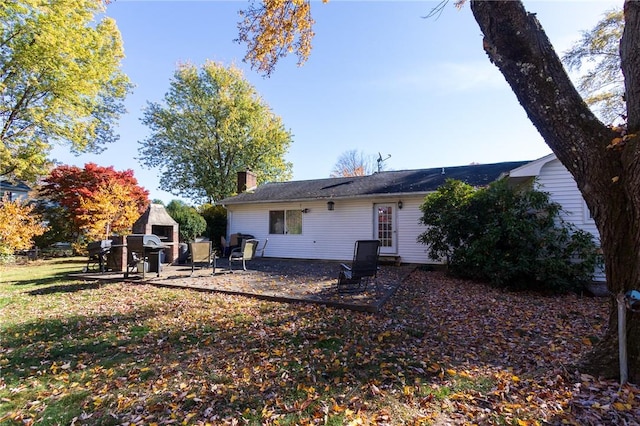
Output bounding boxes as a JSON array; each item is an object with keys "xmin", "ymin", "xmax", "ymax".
[{"xmin": 237, "ymin": 169, "xmax": 257, "ymax": 193}]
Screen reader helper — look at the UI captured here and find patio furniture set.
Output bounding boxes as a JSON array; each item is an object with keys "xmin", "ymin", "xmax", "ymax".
[{"xmin": 86, "ymin": 236, "xmax": 381, "ymax": 294}]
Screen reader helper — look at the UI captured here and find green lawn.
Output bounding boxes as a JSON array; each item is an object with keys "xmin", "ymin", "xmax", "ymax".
[{"xmin": 0, "ymin": 257, "xmax": 637, "ymax": 425}]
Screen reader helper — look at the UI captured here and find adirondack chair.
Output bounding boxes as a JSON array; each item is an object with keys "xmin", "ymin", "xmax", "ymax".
[
  {"xmin": 229, "ymin": 239, "xmax": 258, "ymax": 271},
  {"xmin": 337, "ymin": 240, "xmax": 381, "ymax": 293},
  {"xmin": 189, "ymin": 241, "xmax": 215, "ymax": 276}
]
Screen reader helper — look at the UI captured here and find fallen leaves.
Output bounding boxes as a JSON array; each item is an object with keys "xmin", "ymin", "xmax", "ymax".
[{"xmin": 1, "ymin": 261, "xmax": 639, "ymax": 425}]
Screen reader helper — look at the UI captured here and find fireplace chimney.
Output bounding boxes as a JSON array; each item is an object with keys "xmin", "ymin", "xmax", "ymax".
[{"xmin": 237, "ymin": 169, "xmax": 257, "ymax": 193}]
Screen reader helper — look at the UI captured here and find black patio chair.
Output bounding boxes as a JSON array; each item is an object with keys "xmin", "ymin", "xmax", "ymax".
[{"xmin": 337, "ymin": 240, "xmax": 381, "ymax": 293}]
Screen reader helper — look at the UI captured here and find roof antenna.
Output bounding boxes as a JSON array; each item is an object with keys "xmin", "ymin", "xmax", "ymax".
[{"xmin": 377, "ymin": 152, "xmax": 391, "ymax": 173}]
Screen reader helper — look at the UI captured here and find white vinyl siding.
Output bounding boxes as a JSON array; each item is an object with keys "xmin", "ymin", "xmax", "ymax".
[
  {"xmin": 535, "ymin": 159, "xmax": 600, "ymax": 242},
  {"xmin": 226, "ymin": 196, "xmax": 433, "ymax": 263},
  {"xmin": 535, "ymin": 159, "xmax": 604, "ymax": 281}
]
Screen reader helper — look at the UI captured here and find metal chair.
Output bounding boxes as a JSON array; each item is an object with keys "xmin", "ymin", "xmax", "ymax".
[
  {"xmin": 229, "ymin": 239, "xmax": 258, "ymax": 271},
  {"xmin": 256, "ymin": 238, "xmax": 269, "ymax": 257},
  {"xmin": 189, "ymin": 241, "xmax": 215, "ymax": 276},
  {"xmin": 337, "ymin": 240, "xmax": 381, "ymax": 293},
  {"xmin": 220, "ymin": 236, "xmax": 229, "ymax": 257}
]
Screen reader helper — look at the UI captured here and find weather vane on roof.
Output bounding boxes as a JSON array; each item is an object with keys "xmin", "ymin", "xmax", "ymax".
[{"xmin": 377, "ymin": 152, "xmax": 391, "ymax": 173}]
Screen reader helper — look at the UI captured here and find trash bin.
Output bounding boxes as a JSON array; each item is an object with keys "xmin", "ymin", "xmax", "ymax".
[{"xmin": 137, "ymin": 260, "xmax": 149, "ymax": 273}]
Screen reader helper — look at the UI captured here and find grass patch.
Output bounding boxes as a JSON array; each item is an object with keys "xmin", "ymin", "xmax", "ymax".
[{"xmin": 39, "ymin": 390, "xmax": 91, "ymax": 425}]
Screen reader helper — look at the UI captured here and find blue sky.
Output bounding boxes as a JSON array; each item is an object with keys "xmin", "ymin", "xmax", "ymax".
[{"xmin": 50, "ymin": 0, "xmax": 621, "ymax": 204}]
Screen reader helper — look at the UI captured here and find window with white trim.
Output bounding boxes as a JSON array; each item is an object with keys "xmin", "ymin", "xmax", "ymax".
[{"xmin": 269, "ymin": 210, "xmax": 302, "ymax": 234}]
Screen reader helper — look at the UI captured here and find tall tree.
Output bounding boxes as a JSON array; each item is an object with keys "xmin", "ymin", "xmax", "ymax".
[
  {"xmin": 563, "ymin": 8, "xmax": 625, "ymax": 125},
  {"xmin": 330, "ymin": 150, "xmax": 381, "ymax": 177},
  {"xmin": 237, "ymin": 0, "xmax": 640, "ymax": 381},
  {"xmin": 469, "ymin": 0, "xmax": 640, "ymax": 381},
  {"xmin": 40, "ymin": 163, "xmax": 149, "ymax": 247},
  {"xmin": 139, "ymin": 61, "xmax": 293, "ymax": 204},
  {"xmin": 0, "ymin": 0, "xmax": 132, "ymax": 183}
]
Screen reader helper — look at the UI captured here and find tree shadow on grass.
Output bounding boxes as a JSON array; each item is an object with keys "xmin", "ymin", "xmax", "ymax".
[
  {"xmin": 8, "ymin": 271, "xmax": 84, "ymax": 288},
  {"xmin": 27, "ymin": 281, "xmax": 108, "ymax": 295}
]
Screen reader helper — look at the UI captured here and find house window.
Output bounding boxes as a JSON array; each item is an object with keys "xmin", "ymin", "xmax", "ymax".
[{"xmin": 269, "ymin": 210, "xmax": 302, "ymax": 234}]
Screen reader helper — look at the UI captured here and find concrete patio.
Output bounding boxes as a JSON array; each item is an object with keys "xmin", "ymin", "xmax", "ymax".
[{"xmin": 70, "ymin": 258, "xmax": 416, "ymax": 312}]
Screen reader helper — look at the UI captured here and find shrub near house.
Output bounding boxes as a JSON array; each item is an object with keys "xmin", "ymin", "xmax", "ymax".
[{"xmin": 418, "ymin": 179, "xmax": 599, "ymax": 293}]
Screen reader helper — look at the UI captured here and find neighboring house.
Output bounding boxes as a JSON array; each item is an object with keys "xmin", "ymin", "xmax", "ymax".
[
  {"xmin": 0, "ymin": 180, "xmax": 31, "ymax": 202},
  {"xmin": 220, "ymin": 162, "xmax": 528, "ymax": 264}
]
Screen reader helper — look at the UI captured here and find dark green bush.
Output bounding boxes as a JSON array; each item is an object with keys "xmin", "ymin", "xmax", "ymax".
[
  {"xmin": 418, "ymin": 179, "xmax": 599, "ymax": 293},
  {"xmin": 166, "ymin": 200, "xmax": 207, "ymax": 243},
  {"xmin": 199, "ymin": 203, "xmax": 227, "ymax": 251}
]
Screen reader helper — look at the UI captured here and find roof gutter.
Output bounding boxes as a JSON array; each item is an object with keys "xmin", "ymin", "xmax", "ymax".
[{"xmin": 221, "ymin": 191, "xmax": 434, "ymax": 206}]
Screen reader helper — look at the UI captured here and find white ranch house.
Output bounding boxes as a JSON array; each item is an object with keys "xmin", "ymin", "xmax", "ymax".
[
  {"xmin": 221, "ymin": 154, "xmax": 602, "ymax": 279},
  {"xmin": 221, "ymin": 161, "xmax": 525, "ymax": 264}
]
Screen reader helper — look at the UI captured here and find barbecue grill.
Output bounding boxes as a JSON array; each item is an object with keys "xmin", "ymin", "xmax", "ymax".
[
  {"xmin": 125, "ymin": 234, "xmax": 168, "ymax": 278},
  {"xmin": 85, "ymin": 240, "xmax": 112, "ymax": 273}
]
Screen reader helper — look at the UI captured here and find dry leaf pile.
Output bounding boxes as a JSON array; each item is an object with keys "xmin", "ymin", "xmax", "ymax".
[{"xmin": 1, "ymin": 267, "xmax": 639, "ymax": 425}]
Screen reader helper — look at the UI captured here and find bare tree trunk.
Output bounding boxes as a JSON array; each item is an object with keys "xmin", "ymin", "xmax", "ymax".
[{"xmin": 470, "ymin": 0, "xmax": 640, "ymax": 382}]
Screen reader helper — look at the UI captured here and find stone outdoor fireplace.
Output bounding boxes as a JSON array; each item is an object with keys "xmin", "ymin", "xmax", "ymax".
[{"xmin": 132, "ymin": 203, "xmax": 179, "ymax": 264}]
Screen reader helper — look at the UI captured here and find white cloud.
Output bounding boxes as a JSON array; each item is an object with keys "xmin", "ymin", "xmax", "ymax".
[{"xmin": 366, "ymin": 61, "xmax": 506, "ymax": 94}]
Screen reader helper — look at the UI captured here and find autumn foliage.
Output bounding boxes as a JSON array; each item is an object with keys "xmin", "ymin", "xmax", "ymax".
[
  {"xmin": 0, "ymin": 195, "xmax": 47, "ymax": 258},
  {"xmin": 1, "ymin": 259, "xmax": 638, "ymax": 424},
  {"xmin": 40, "ymin": 163, "xmax": 149, "ymax": 247},
  {"xmin": 237, "ymin": 0, "xmax": 317, "ymax": 75}
]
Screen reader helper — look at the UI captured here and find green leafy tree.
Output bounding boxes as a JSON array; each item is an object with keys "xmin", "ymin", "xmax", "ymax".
[
  {"xmin": 237, "ymin": 0, "xmax": 640, "ymax": 382},
  {"xmin": 166, "ymin": 200, "xmax": 207, "ymax": 243},
  {"xmin": 139, "ymin": 61, "xmax": 293, "ymax": 203},
  {"xmin": 0, "ymin": 0, "xmax": 132, "ymax": 183},
  {"xmin": 563, "ymin": 8, "xmax": 625, "ymax": 125}
]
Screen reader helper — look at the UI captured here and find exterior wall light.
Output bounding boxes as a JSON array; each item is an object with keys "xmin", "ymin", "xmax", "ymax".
[
  {"xmin": 301, "ymin": 208, "xmax": 310, "ymax": 213},
  {"xmin": 327, "ymin": 201, "xmax": 335, "ymax": 211},
  {"xmin": 398, "ymin": 200, "xmax": 403, "ymax": 209}
]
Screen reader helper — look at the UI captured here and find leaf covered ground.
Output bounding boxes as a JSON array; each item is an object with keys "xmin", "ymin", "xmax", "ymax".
[{"xmin": 1, "ymin": 259, "xmax": 639, "ymax": 425}]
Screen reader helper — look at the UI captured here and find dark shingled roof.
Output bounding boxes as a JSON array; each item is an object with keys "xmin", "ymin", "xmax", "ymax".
[
  {"xmin": 221, "ymin": 161, "xmax": 529, "ymax": 205},
  {"xmin": 0, "ymin": 180, "xmax": 31, "ymax": 193}
]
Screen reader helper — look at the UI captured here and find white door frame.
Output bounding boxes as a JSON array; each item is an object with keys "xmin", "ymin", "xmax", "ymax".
[{"xmin": 374, "ymin": 203, "xmax": 397, "ymax": 255}]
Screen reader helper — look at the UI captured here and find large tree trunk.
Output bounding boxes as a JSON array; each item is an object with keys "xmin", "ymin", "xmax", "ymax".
[{"xmin": 470, "ymin": 0, "xmax": 640, "ymax": 382}]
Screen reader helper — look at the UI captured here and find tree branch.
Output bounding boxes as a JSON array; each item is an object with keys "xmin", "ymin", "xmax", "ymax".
[{"xmin": 469, "ymin": 0, "xmax": 616, "ymax": 188}]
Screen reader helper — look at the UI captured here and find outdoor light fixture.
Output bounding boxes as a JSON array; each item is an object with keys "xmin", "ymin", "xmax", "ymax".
[
  {"xmin": 398, "ymin": 200, "xmax": 403, "ymax": 209},
  {"xmin": 301, "ymin": 208, "xmax": 310, "ymax": 214},
  {"xmin": 327, "ymin": 201, "xmax": 335, "ymax": 211}
]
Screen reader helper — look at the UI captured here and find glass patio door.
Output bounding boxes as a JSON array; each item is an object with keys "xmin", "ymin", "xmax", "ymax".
[{"xmin": 375, "ymin": 204, "xmax": 396, "ymax": 255}]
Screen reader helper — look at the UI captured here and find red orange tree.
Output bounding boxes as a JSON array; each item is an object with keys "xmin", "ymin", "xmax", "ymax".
[{"xmin": 40, "ymin": 163, "xmax": 149, "ymax": 248}]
